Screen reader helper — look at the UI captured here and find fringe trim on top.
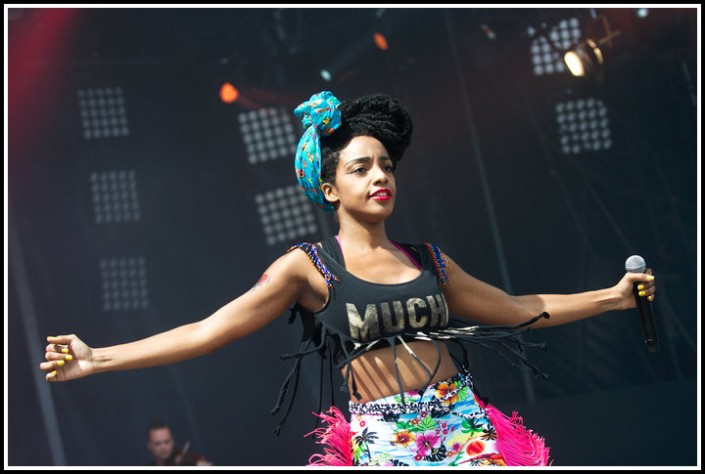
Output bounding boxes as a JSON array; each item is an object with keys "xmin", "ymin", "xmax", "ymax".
[
  {"xmin": 305, "ymin": 406, "xmax": 353, "ymax": 466},
  {"xmin": 478, "ymin": 399, "xmax": 552, "ymax": 466}
]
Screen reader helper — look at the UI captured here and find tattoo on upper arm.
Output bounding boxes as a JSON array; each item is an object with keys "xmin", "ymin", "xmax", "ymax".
[{"xmin": 249, "ymin": 273, "xmax": 270, "ymax": 291}]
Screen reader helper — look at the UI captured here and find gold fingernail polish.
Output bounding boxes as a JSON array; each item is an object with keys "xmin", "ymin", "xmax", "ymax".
[
  {"xmin": 647, "ymin": 275, "xmax": 655, "ymax": 281},
  {"xmin": 638, "ymin": 290, "xmax": 646, "ymax": 297},
  {"xmin": 61, "ymin": 348, "xmax": 69, "ymax": 354},
  {"xmin": 637, "ymin": 284, "xmax": 644, "ymax": 291},
  {"xmin": 648, "ymin": 295, "xmax": 654, "ymax": 302},
  {"xmin": 65, "ymin": 354, "xmax": 73, "ymax": 361},
  {"xmin": 48, "ymin": 371, "xmax": 57, "ymax": 377},
  {"xmin": 56, "ymin": 360, "xmax": 65, "ymax": 367}
]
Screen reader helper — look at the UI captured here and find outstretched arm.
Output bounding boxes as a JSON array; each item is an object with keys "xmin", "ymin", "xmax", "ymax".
[
  {"xmin": 40, "ymin": 249, "xmax": 320, "ymax": 381},
  {"xmin": 441, "ymin": 253, "xmax": 656, "ymax": 329}
]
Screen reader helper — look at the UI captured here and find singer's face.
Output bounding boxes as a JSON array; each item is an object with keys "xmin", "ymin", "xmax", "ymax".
[
  {"xmin": 321, "ymin": 135, "xmax": 396, "ymax": 221},
  {"xmin": 147, "ymin": 427, "xmax": 175, "ymax": 463}
]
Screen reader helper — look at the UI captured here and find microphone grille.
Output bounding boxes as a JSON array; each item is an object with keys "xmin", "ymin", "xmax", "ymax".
[{"xmin": 625, "ymin": 255, "xmax": 646, "ymax": 273}]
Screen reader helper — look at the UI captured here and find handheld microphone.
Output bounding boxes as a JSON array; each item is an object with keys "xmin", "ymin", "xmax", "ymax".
[{"xmin": 625, "ymin": 255, "xmax": 659, "ymax": 353}]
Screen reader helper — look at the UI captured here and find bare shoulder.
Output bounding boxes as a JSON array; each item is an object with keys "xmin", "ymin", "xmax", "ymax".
[
  {"xmin": 272, "ymin": 242, "xmax": 327, "ymax": 281},
  {"xmin": 270, "ymin": 244, "xmax": 315, "ymax": 275},
  {"xmin": 277, "ymin": 241, "xmax": 329, "ymax": 311},
  {"xmin": 245, "ymin": 245, "xmax": 322, "ymax": 300},
  {"xmin": 435, "ymin": 250, "xmax": 482, "ymax": 289}
]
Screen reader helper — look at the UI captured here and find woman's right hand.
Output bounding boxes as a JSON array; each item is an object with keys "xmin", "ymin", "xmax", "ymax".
[{"xmin": 41, "ymin": 334, "xmax": 95, "ymax": 382}]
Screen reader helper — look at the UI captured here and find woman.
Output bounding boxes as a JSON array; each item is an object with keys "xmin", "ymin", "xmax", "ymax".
[{"xmin": 40, "ymin": 91, "xmax": 655, "ymax": 467}]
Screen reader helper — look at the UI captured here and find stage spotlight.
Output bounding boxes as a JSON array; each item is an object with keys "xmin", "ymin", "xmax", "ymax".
[
  {"xmin": 78, "ymin": 86, "xmax": 130, "ymax": 139},
  {"xmin": 219, "ymin": 82, "xmax": 239, "ymax": 103},
  {"xmin": 255, "ymin": 185, "xmax": 318, "ymax": 246},
  {"xmin": 238, "ymin": 107, "xmax": 297, "ymax": 164},
  {"xmin": 529, "ymin": 17, "xmax": 582, "ymax": 76},
  {"xmin": 564, "ymin": 38, "xmax": 602, "ymax": 77},
  {"xmin": 555, "ymin": 97, "xmax": 612, "ymax": 154},
  {"xmin": 563, "ymin": 14, "xmax": 621, "ymax": 80},
  {"xmin": 90, "ymin": 170, "xmax": 141, "ymax": 224},
  {"xmin": 100, "ymin": 256, "xmax": 149, "ymax": 311},
  {"xmin": 373, "ymin": 32, "xmax": 388, "ymax": 51}
]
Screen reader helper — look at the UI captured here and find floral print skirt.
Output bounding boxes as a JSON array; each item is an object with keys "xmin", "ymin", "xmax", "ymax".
[
  {"xmin": 347, "ymin": 371, "xmax": 507, "ymax": 466},
  {"xmin": 307, "ymin": 370, "xmax": 550, "ymax": 467}
]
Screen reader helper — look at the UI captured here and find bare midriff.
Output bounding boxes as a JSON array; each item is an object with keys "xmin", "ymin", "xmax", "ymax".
[{"xmin": 342, "ymin": 339, "xmax": 459, "ymax": 404}]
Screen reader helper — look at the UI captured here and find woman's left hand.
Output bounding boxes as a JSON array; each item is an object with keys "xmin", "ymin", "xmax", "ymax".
[{"xmin": 614, "ymin": 268, "xmax": 656, "ymax": 310}]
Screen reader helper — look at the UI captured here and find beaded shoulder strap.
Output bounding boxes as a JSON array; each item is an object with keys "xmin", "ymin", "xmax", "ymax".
[
  {"xmin": 424, "ymin": 243, "xmax": 450, "ymax": 286},
  {"xmin": 287, "ymin": 242, "xmax": 339, "ymax": 288}
]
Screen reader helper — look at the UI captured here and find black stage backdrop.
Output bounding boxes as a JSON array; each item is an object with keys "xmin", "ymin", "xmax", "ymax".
[{"xmin": 7, "ymin": 7, "xmax": 699, "ymax": 467}]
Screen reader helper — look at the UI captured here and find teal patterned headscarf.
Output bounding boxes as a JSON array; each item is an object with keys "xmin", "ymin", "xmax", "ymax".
[{"xmin": 293, "ymin": 91, "xmax": 342, "ymax": 212}]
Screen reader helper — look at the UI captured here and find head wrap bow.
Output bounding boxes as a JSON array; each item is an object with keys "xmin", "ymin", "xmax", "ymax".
[{"xmin": 294, "ymin": 91, "xmax": 342, "ymax": 212}]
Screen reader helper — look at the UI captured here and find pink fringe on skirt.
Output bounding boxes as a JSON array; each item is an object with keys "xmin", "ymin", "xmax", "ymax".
[
  {"xmin": 305, "ymin": 406, "xmax": 353, "ymax": 466},
  {"xmin": 478, "ymin": 399, "xmax": 552, "ymax": 466},
  {"xmin": 305, "ymin": 402, "xmax": 551, "ymax": 466}
]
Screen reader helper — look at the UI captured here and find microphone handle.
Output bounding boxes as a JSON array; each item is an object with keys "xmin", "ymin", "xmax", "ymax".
[{"xmin": 632, "ymin": 282, "xmax": 659, "ymax": 353}]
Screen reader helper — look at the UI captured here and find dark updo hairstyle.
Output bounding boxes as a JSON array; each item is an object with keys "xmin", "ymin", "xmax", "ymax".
[{"xmin": 319, "ymin": 93, "xmax": 413, "ymax": 184}]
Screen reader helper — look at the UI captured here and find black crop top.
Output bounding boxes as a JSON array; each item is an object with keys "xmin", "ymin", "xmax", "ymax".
[
  {"xmin": 308, "ymin": 236, "xmax": 450, "ymax": 344},
  {"xmin": 270, "ymin": 236, "xmax": 549, "ymax": 435}
]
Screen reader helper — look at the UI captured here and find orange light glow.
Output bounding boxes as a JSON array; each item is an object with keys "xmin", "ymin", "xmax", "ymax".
[
  {"xmin": 373, "ymin": 32, "xmax": 388, "ymax": 51},
  {"xmin": 220, "ymin": 83, "xmax": 239, "ymax": 103}
]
